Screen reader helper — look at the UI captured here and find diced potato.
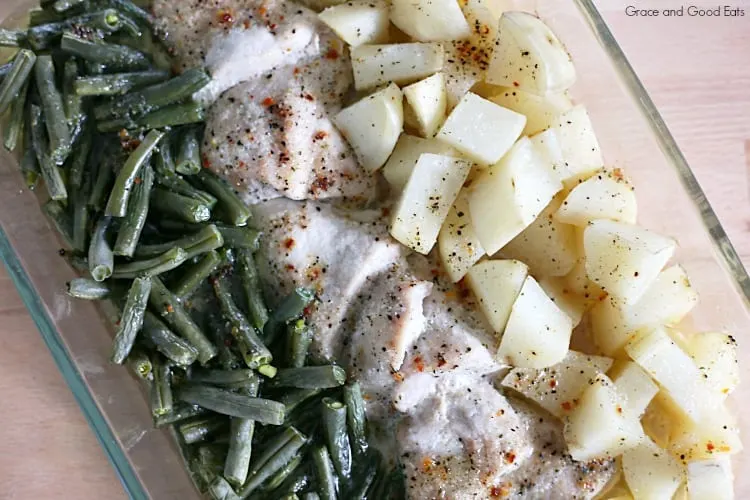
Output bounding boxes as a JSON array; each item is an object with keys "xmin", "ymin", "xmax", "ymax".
[
  {"xmin": 403, "ymin": 73, "xmax": 448, "ymax": 137},
  {"xmin": 465, "ymin": 259, "xmax": 528, "ymax": 333},
  {"xmin": 624, "ymin": 328, "xmax": 718, "ymax": 424},
  {"xmin": 548, "ymin": 105, "xmax": 604, "ymax": 183},
  {"xmin": 686, "ymin": 456, "xmax": 734, "ymax": 500},
  {"xmin": 563, "ymin": 374, "xmax": 644, "ymax": 461},
  {"xmin": 497, "ymin": 275, "xmax": 573, "ymax": 368},
  {"xmin": 389, "ymin": 0, "xmax": 470, "ymax": 41},
  {"xmin": 555, "ymin": 169, "xmax": 637, "ymax": 226},
  {"xmin": 641, "ymin": 395, "xmax": 675, "ymax": 449},
  {"xmin": 563, "ymin": 257, "xmax": 606, "ymax": 304},
  {"xmin": 599, "ymin": 476, "xmax": 634, "ymax": 500},
  {"xmin": 591, "ymin": 265, "xmax": 698, "ymax": 356},
  {"xmin": 490, "ymin": 87, "xmax": 573, "ymax": 135},
  {"xmin": 583, "ymin": 220, "xmax": 676, "ymax": 305},
  {"xmin": 334, "ymin": 83, "xmax": 403, "ymax": 172},
  {"xmin": 438, "ymin": 194, "xmax": 487, "ymax": 282},
  {"xmin": 501, "ymin": 350, "xmax": 612, "ymax": 418},
  {"xmin": 622, "ymin": 438, "xmax": 684, "ymax": 500},
  {"xmin": 382, "ymin": 134, "xmax": 457, "ymax": 191},
  {"xmin": 538, "ymin": 276, "xmax": 586, "ymax": 327},
  {"xmin": 609, "ymin": 360, "xmax": 658, "ymax": 417},
  {"xmin": 683, "ymin": 332, "xmax": 739, "ymax": 398},
  {"xmin": 351, "ymin": 43, "xmax": 444, "ymax": 90},
  {"xmin": 669, "ymin": 401, "xmax": 743, "ymax": 461},
  {"xmin": 390, "ymin": 153, "xmax": 472, "ymax": 254},
  {"xmin": 468, "ymin": 137, "xmax": 562, "ymax": 255},
  {"xmin": 485, "ymin": 12, "xmax": 576, "ymax": 95},
  {"xmin": 529, "ymin": 129, "xmax": 574, "ymax": 186},
  {"xmin": 500, "ymin": 195, "xmax": 578, "ymax": 277},
  {"xmin": 318, "ymin": 1, "xmax": 389, "ymax": 47},
  {"xmin": 436, "ymin": 92, "xmax": 526, "ymax": 166}
]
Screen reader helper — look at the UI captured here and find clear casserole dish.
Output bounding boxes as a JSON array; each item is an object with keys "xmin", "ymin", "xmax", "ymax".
[{"xmin": 0, "ymin": 0, "xmax": 747, "ymax": 498}]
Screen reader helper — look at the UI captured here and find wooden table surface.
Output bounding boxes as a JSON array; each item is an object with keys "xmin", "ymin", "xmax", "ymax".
[{"xmin": 1, "ymin": 2, "xmax": 748, "ymax": 498}]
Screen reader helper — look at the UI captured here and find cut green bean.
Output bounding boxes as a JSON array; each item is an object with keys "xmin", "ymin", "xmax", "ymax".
[
  {"xmin": 3, "ymin": 79, "xmax": 28, "ymax": 152},
  {"xmin": 98, "ymin": 101, "xmax": 206, "ymax": 132},
  {"xmin": 0, "ymin": 29, "xmax": 27, "ymax": 47},
  {"xmin": 193, "ymin": 169, "xmax": 251, "ymax": 226},
  {"xmin": 207, "ymin": 315, "xmax": 241, "ymax": 371},
  {"xmin": 72, "ymin": 187, "xmax": 91, "ymax": 253},
  {"xmin": 28, "ymin": 9, "xmax": 64, "ymax": 27},
  {"xmin": 67, "ymin": 277, "xmax": 110, "ymax": 300},
  {"xmin": 126, "ymin": 349, "xmax": 152, "ymax": 380},
  {"xmin": 224, "ymin": 375, "xmax": 260, "ymax": 488},
  {"xmin": 106, "ymin": 129, "xmax": 163, "ymax": 217},
  {"xmin": 175, "ymin": 125, "xmax": 201, "ymax": 175},
  {"xmin": 142, "ymin": 311, "xmax": 199, "ymax": 366},
  {"xmin": 111, "ymin": 276, "xmax": 151, "ymax": 364},
  {"xmin": 68, "ymin": 123, "xmax": 92, "ymax": 189},
  {"xmin": 267, "ymin": 366, "xmax": 346, "ymax": 390},
  {"xmin": 88, "ymin": 216, "xmax": 113, "ymax": 281},
  {"xmin": 208, "ymin": 477, "xmax": 240, "ymax": 500},
  {"xmin": 114, "ymin": 164, "xmax": 153, "ymax": 257},
  {"xmin": 278, "ymin": 388, "xmax": 322, "ymax": 418},
  {"xmin": 43, "ymin": 200, "xmax": 73, "ymax": 247},
  {"xmin": 311, "ymin": 445, "xmax": 337, "ymax": 500},
  {"xmin": 258, "ymin": 364, "xmax": 277, "ymax": 379},
  {"xmin": 212, "ymin": 275, "xmax": 272, "ymax": 369},
  {"xmin": 30, "ymin": 104, "xmax": 68, "ymax": 201},
  {"xmin": 302, "ymin": 493, "xmax": 320, "ymax": 500},
  {"xmin": 239, "ymin": 428, "xmax": 307, "ymax": 498},
  {"xmin": 150, "ymin": 353, "xmax": 174, "ymax": 417},
  {"xmin": 0, "ymin": 50, "xmax": 35, "ymax": 116},
  {"xmin": 135, "ymin": 224, "xmax": 222, "ymax": 258},
  {"xmin": 153, "ymin": 403, "xmax": 207, "ymax": 427},
  {"xmin": 178, "ymin": 384, "xmax": 285, "ymax": 424},
  {"xmin": 189, "ymin": 369, "xmax": 259, "ymax": 388},
  {"xmin": 35, "ymin": 55, "xmax": 72, "ymax": 163},
  {"xmin": 111, "ymin": 247, "xmax": 188, "ymax": 279},
  {"xmin": 62, "ymin": 58, "xmax": 84, "ymax": 141},
  {"xmin": 287, "ymin": 320, "xmax": 312, "ymax": 369},
  {"xmin": 348, "ymin": 453, "xmax": 378, "ymax": 500},
  {"xmin": 264, "ymin": 288, "xmax": 315, "ymax": 344},
  {"xmin": 217, "ymin": 226, "xmax": 261, "ymax": 251},
  {"xmin": 178, "ymin": 415, "xmax": 226, "ymax": 444},
  {"xmin": 53, "ymin": 0, "xmax": 86, "ymax": 13},
  {"xmin": 20, "ymin": 134, "xmax": 40, "ymax": 190},
  {"xmin": 88, "ymin": 150, "xmax": 116, "ymax": 210},
  {"xmin": 274, "ymin": 472, "xmax": 310, "ymax": 497},
  {"xmin": 263, "ymin": 454, "xmax": 303, "ymax": 492},
  {"xmin": 321, "ymin": 398, "xmax": 351, "ymax": 480},
  {"xmin": 155, "ymin": 168, "xmax": 218, "ymax": 207},
  {"xmin": 237, "ymin": 249, "xmax": 269, "ymax": 330},
  {"xmin": 343, "ymin": 382, "xmax": 368, "ymax": 456},
  {"xmin": 104, "ymin": 0, "xmax": 156, "ymax": 28},
  {"xmin": 60, "ymin": 31, "xmax": 150, "ymax": 69},
  {"xmin": 150, "ymin": 188, "xmax": 211, "ymax": 223},
  {"xmin": 249, "ymin": 427, "xmax": 297, "ymax": 476},
  {"xmin": 74, "ymin": 70, "xmax": 169, "ymax": 96},
  {"xmin": 149, "ymin": 277, "xmax": 217, "ymax": 364},
  {"xmin": 172, "ymin": 250, "xmax": 221, "ymax": 300}
]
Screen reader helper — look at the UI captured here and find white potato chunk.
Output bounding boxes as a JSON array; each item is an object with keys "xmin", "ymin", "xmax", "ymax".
[
  {"xmin": 500, "ymin": 195, "xmax": 578, "ymax": 277},
  {"xmin": 683, "ymin": 332, "xmax": 739, "ymax": 398},
  {"xmin": 556, "ymin": 169, "xmax": 637, "ymax": 226},
  {"xmin": 318, "ymin": 1, "xmax": 389, "ymax": 47},
  {"xmin": 625, "ymin": 328, "xmax": 718, "ymax": 424},
  {"xmin": 622, "ymin": 438, "xmax": 684, "ymax": 500},
  {"xmin": 529, "ymin": 129, "xmax": 575, "ymax": 186},
  {"xmin": 390, "ymin": 0, "xmax": 470, "ymax": 41},
  {"xmin": 382, "ymin": 134, "xmax": 457, "ymax": 191},
  {"xmin": 563, "ymin": 374, "xmax": 644, "ymax": 461},
  {"xmin": 438, "ymin": 194, "xmax": 487, "ymax": 282},
  {"xmin": 669, "ymin": 399, "xmax": 743, "ymax": 461},
  {"xmin": 591, "ymin": 265, "xmax": 698, "ymax": 356},
  {"xmin": 390, "ymin": 153, "xmax": 472, "ymax": 254},
  {"xmin": 334, "ymin": 83, "xmax": 403, "ymax": 172},
  {"xmin": 485, "ymin": 11, "xmax": 576, "ymax": 95},
  {"xmin": 497, "ymin": 275, "xmax": 573, "ymax": 368},
  {"xmin": 351, "ymin": 43, "xmax": 444, "ymax": 90},
  {"xmin": 468, "ymin": 137, "xmax": 562, "ymax": 254},
  {"xmin": 563, "ymin": 257, "xmax": 606, "ymax": 301},
  {"xmin": 436, "ymin": 92, "xmax": 526, "ymax": 166},
  {"xmin": 547, "ymin": 105, "xmax": 605, "ymax": 184},
  {"xmin": 501, "ymin": 350, "xmax": 612, "ymax": 418},
  {"xmin": 465, "ymin": 259, "xmax": 528, "ymax": 333},
  {"xmin": 490, "ymin": 87, "xmax": 573, "ymax": 135},
  {"xmin": 403, "ymin": 73, "xmax": 447, "ymax": 137},
  {"xmin": 538, "ymin": 276, "xmax": 587, "ymax": 327},
  {"xmin": 686, "ymin": 456, "xmax": 734, "ymax": 500},
  {"xmin": 583, "ymin": 219, "xmax": 676, "ymax": 305},
  {"xmin": 609, "ymin": 360, "xmax": 658, "ymax": 417}
]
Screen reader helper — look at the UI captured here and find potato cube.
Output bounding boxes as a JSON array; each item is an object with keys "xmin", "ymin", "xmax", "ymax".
[
  {"xmin": 609, "ymin": 360, "xmax": 658, "ymax": 417},
  {"xmin": 351, "ymin": 43, "xmax": 444, "ymax": 90},
  {"xmin": 548, "ymin": 105, "xmax": 604, "ymax": 182},
  {"xmin": 556, "ymin": 169, "xmax": 637, "ymax": 226},
  {"xmin": 403, "ymin": 73, "xmax": 448, "ymax": 137},
  {"xmin": 686, "ymin": 456, "xmax": 734, "ymax": 500},
  {"xmin": 669, "ymin": 401, "xmax": 743, "ymax": 461},
  {"xmin": 318, "ymin": 1, "xmax": 389, "ymax": 47},
  {"xmin": 490, "ymin": 87, "xmax": 573, "ymax": 135},
  {"xmin": 622, "ymin": 438, "xmax": 684, "ymax": 500},
  {"xmin": 390, "ymin": 0, "xmax": 471, "ymax": 41},
  {"xmin": 382, "ymin": 134, "xmax": 457, "ymax": 191},
  {"xmin": 683, "ymin": 332, "xmax": 739, "ymax": 398},
  {"xmin": 538, "ymin": 276, "xmax": 587, "ymax": 327},
  {"xmin": 438, "ymin": 194, "xmax": 487, "ymax": 282},
  {"xmin": 465, "ymin": 259, "xmax": 528, "ymax": 333}
]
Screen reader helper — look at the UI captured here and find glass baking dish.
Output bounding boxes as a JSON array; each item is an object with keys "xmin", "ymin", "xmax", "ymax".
[{"xmin": 0, "ymin": 0, "xmax": 747, "ymax": 498}]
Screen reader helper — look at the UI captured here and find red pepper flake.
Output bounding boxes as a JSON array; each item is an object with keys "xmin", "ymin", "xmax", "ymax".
[
  {"xmin": 262, "ymin": 97, "xmax": 275, "ymax": 107},
  {"xmin": 202, "ymin": 154, "xmax": 212, "ymax": 169},
  {"xmin": 243, "ymin": 19, "xmax": 251, "ymax": 29},
  {"xmin": 495, "ymin": 408, "xmax": 505, "ymax": 417},
  {"xmin": 325, "ymin": 48, "xmax": 339, "ymax": 60},
  {"xmin": 285, "ymin": 264, "xmax": 296, "ymax": 271},
  {"xmin": 414, "ymin": 356, "xmax": 425, "ymax": 372},
  {"xmin": 237, "ymin": 161, "xmax": 246, "ymax": 169},
  {"xmin": 706, "ymin": 442, "xmax": 715, "ymax": 452},
  {"xmin": 257, "ymin": 6, "xmax": 267, "ymax": 16},
  {"xmin": 269, "ymin": 23, "xmax": 277, "ymax": 30},
  {"xmin": 549, "ymin": 379, "xmax": 557, "ymax": 388},
  {"xmin": 561, "ymin": 401, "xmax": 574, "ymax": 411},
  {"xmin": 313, "ymin": 131, "xmax": 327, "ymax": 141},
  {"xmin": 504, "ymin": 452, "xmax": 516, "ymax": 464},
  {"xmin": 616, "ymin": 405, "xmax": 623, "ymax": 414},
  {"xmin": 302, "ymin": 305, "xmax": 313, "ymax": 317},
  {"xmin": 436, "ymin": 353, "xmax": 447, "ymax": 367},
  {"xmin": 392, "ymin": 371, "xmax": 404, "ymax": 383},
  {"xmin": 283, "ymin": 238, "xmax": 295, "ymax": 250},
  {"xmin": 216, "ymin": 8, "xmax": 234, "ymax": 25},
  {"xmin": 293, "ymin": 67, "xmax": 301, "ymax": 75},
  {"xmin": 422, "ymin": 457, "xmax": 435, "ymax": 472},
  {"xmin": 311, "ymin": 176, "xmax": 332, "ymax": 193},
  {"xmin": 512, "ymin": 81, "xmax": 520, "ymax": 87},
  {"xmin": 134, "ymin": 177, "xmax": 142, "ymax": 185},
  {"xmin": 490, "ymin": 483, "xmax": 511, "ymax": 498},
  {"xmin": 165, "ymin": 304, "xmax": 175, "ymax": 314}
]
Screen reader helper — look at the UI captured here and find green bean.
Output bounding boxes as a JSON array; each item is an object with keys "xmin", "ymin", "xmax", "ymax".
[
  {"xmin": 114, "ymin": 165, "xmax": 153, "ymax": 257},
  {"xmin": 102, "ymin": 0, "xmax": 156, "ymax": 28},
  {"xmin": 217, "ymin": 226, "xmax": 261, "ymax": 251},
  {"xmin": 224, "ymin": 376, "xmax": 260, "ymax": 488},
  {"xmin": 88, "ymin": 147, "xmax": 116, "ymax": 210},
  {"xmin": 68, "ymin": 123, "xmax": 92, "ymax": 189},
  {"xmin": 207, "ymin": 315, "xmax": 241, "ymax": 371},
  {"xmin": 321, "ymin": 398, "xmax": 351, "ymax": 481},
  {"xmin": 132, "ymin": 101, "xmax": 205, "ymax": 130},
  {"xmin": 26, "ymin": 22, "xmax": 65, "ymax": 51},
  {"xmin": 172, "ymin": 250, "xmax": 221, "ymax": 300},
  {"xmin": 74, "ymin": 70, "xmax": 169, "ymax": 96},
  {"xmin": 111, "ymin": 247, "xmax": 188, "ymax": 279},
  {"xmin": 178, "ymin": 384, "xmax": 285, "ymax": 425},
  {"xmin": 135, "ymin": 224, "xmax": 219, "ymax": 258},
  {"xmin": 106, "ymin": 129, "xmax": 163, "ymax": 217},
  {"xmin": 212, "ymin": 275, "xmax": 272, "ymax": 369},
  {"xmin": 0, "ymin": 50, "xmax": 35, "ymax": 116},
  {"xmin": 3, "ymin": 79, "xmax": 28, "ymax": 152},
  {"xmin": 155, "ymin": 174, "xmax": 217, "ymax": 208},
  {"xmin": 238, "ymin": 428, "xmax": 307, "ymax": 498},
  {"xmin": 87, "ymin": 215, "xmax": 113, "ymax": 281},
  {"xmin": 175, "ymin": 125, "xmax": 201, "ymax": 175},
  {"xmin": 287, "ymin": 320, "xmax": 312, "ymax": 369},
  {"xmin": 29, "ymin": 9, "xmax": 64, "ymax": 27},
  {"xmin": 343, "ymin": 382, "xmax": 367, "ymax": 456},
  {"xmin": 20, "ymin": 139, "xmax": 40, "ymax": 190},
  {"xmin": 0, "ymin": 62, "xmax": 12, "ymax": 80},
  {"xmin": 258, "ymin": 364, "xmax": 277, "ymax": 379},
  {"xmin": 0, "ymin": 29, "xmax": 27, "ymax": 47},
  {"xmin": 267, "ymin": 366, "xmax": 346, "ymax": 390},
  {"xmin": 31, "ymin": 103, "xmax": 69, "ymax": 201},
  {"xmin": 126, "ymin": 349, "xmax": 152, "ymax": 380},
  {"xmin": 72, "ymin": 185, "xmax": 91, "ymax": 252},
  {"xmin": 248, "ymin": 427, "xmax": 297, "ymax": 476},
  {"xmin": 208, "ymin": 477, "xmax": 241, "ymax": 500},
  {"xmin": 141, "ymin": 311, "xmax": 199, "ymax": 366},
  {"xmin": 53, "ymin": 0, "xmax": 85, "ymax": 13},
  {"xmin": 193, "ymin": 169, "xmax": 251, "ymax": 226},
  {"xmin": 111, "ymin": 276, "xmax": 151, "ymax": 363},
  {"xmin": 348, "ymin": 453, "xmax": 378, "ymax": 500},
  {"xmin": 62, "ymin": 58, "xmax": 84, "ymax": 141},
  {"xmin": 311, "ymin": 445, "xmax": 337, "ymax": 500},
  {"xmin": 278, "ymin": 389, "xmax": 322, "ymax": 418},
  {"xmin": 189, "ymin": 369, "xmax": 259, "ymax": 388},
  {"xmin": 263, "ymin": 454, "xmax": 303, "ymax": 492},
  {"xmin": 150, "ymin": 353, "xmax": 173, "ymax": 416},
  {"xmin": 67, "ymin": 277, "xmax": 110, "ymax": 299},
  {"xmin": 153, "ymin": 403, "xmax": 207, "ymax": 427},
  {"xmin": 42, "ymin": 200, "xmax": 73, "ymax": 247},
  {"xmin": 178, "ymin": 415, "xmax": 227, "ymax": 444},
  {"xmin": 149, "ymin": 277, "xmax": 217, "ymax": 364},
  {"xmin": 60, "ymin": 31, "xmax": 150, "ymax": 70},
  {"xmin": 264, "ymin": 288, "xmax": 315, "ymax": 344},
  {"xmin": 302, "ymin": 493, "xmax": 321, "ymax": 500},
  {"xmin": 237, "ymin": 249, "xmax": 268, "ymax": 331},
  {"xmin": 149, "ymin": 188, "xmax": 211, "ymax": 223},
  {"xmin": 273, "ymin": 472, "xmax": 310, "ymax": 497}
]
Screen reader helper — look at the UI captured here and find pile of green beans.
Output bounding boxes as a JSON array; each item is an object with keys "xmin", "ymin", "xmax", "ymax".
[{"xmin": 1, "ymin": 1, "xmax": 404, "ymax": 498}]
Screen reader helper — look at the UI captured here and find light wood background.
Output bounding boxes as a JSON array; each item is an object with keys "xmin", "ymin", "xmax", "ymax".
[{"xmin": 0, "ymin": 2, "xmax": 748, "ymax": 498}]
